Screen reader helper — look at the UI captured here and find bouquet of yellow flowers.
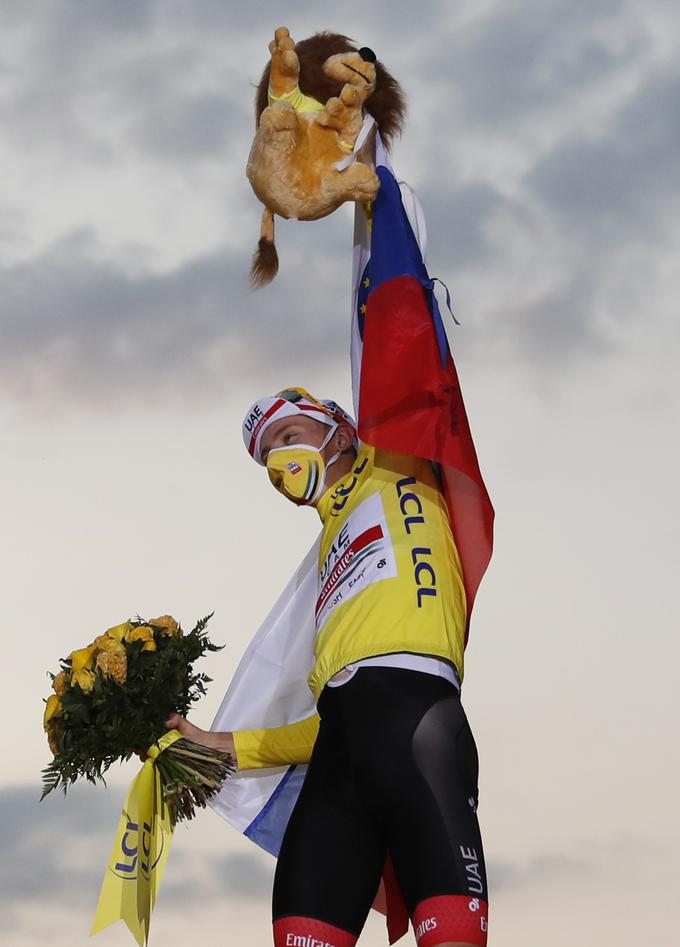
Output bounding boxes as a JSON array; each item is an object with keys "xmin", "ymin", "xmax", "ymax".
[{"xmin": 42, "ymin": 613, "xmax": 233, "ymax": 826}]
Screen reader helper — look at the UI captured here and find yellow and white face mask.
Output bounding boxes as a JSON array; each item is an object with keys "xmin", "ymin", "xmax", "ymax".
[{"xmin": 266, "ymin": 423, "xmax": 341, "ymax": 506}]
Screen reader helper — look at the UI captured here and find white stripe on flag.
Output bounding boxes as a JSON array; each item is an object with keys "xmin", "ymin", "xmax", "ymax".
[{"xmin": 208, "ymin": 538, "xmax": 320, "ymax": 839}]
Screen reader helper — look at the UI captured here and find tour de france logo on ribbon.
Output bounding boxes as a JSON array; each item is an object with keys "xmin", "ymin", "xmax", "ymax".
[{"xmin": 112, "ymin": 816, "xmax": 167, "ymax": 881}]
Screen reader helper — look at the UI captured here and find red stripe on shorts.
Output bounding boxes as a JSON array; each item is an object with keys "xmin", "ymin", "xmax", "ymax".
[
  {"xmin": 412, "ymin": 894, "xmax": 488, "ymax": 947},
  {"xmin": 273, "ymin": 916, "xmax": 358, "ymax": 947}
]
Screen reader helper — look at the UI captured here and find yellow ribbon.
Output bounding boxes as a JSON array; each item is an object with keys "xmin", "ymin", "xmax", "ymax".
[{"xmin": 90, "ymin": 729, "xmax": 183, "ymax": 946}]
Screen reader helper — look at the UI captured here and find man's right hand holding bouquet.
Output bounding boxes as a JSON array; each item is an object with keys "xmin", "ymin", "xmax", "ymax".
[{"xmin": 163, "ymin": 712, "xmax": 236, "ymax": 762}]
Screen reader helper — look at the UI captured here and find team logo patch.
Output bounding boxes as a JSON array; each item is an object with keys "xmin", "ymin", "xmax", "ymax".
[
  {"xmin": 286, "ymin": 461, "xmax": 303, "ymax": 475},
  {"xmin": 316, "ymin": 493, "xmax": 397, "ymax": 630}
]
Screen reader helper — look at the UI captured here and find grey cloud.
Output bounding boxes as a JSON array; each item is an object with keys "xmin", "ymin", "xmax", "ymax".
[
  {"xmin": 0, "ymin": 226, "xmax": 350, "ymax": 408},
  {"xmin": 148, "ymin": 0, "xmax": 447, "ymax": 40},
  {"xmin": 0, "ymin": 0, "xmax": 450, "ymax": 164},
  {"xmin": 418, "ymin": 182, "xmax": 511, "ymax": 269},
  {"xmin": 488, "ymin": 834, "xmax": 672, "ymax": 897},
  {"xmin": 1, "ymin": 782, "xmax": 121, "ymax": 861},
  {"xmin": 2, "ymin": 2, "xmax": 153, "ymax": 156},
  {"xmin": 504, "ymin": 271, "xmax": 613, "ymax": 367},
  {"xmin": 414, "ymin": 17, "xmax": 680, "ymax": 367},
  {"xmin": 131, "ymin": 91, "xmax": 238, "ymax": 160},
  {"xmin": 2, "ymin": 2, "xmax": 252, "ymax": 163},
  {"xmin": 0, "ymin": 784, "xmax": 270, "ymax": 927},
  {"xmin": 162, "ymin": 850, "xmax": 273, "ymax": 902},
  {"xmin": 418, "ymin": 0, "xmax": 651, "ymax": 128},
  {"xmin": 527, "ymin": 64, "xmax": 680, "ymax": 238},
  {"xmin": 489, "ymin": 853, "xmax": 588, "ymax": 894},
  {"xmin": 41, "ymin": 0, "xmax": 154, "ymax": 35},
  {"xmin": 416, "ymin": 179, "xmax": 619, "ymax": 369},
  {"xmin": 1, "ymin": 0, "xmax": 667, "ymax": 165},
  {"xmin": 2, "ymin": 0, "xmax": 679, "ymax": 408},
  {"xmin": 214, "ymin": 850, "xmax": 273, "ymax": 895},
  {"xmin": 0, "ymin": 0, "xmax": 153, "ymax": 38},
  {"xmin": 0, "ymin": 783, "xmax": 124, "ymax": 925},
  {"xmin": 95, "ymin": 44, "xmax": 253, "ymax": 163}
]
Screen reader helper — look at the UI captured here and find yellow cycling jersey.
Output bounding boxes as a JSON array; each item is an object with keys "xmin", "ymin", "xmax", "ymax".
[
  {"xmin": 311, "ymin": 443, "xmax": 467, "ymax": 693},
  {"xmin": 234, "ymin": 444, "xmax": 467, "ymax": 770}
]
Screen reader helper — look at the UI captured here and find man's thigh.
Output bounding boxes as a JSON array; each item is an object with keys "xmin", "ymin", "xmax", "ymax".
[
  {"xmin": 384, "ymin": 690, "xmax": 489, "ymax": 946},
  {"xmin": 272, "ymin": 722, "xmax": 386, "ymax": 938}
]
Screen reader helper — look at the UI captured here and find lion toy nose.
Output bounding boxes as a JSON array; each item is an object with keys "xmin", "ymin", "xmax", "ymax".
[{"xmin": 359, "ymin": 47, "xmax": 376, "ymax": 63}]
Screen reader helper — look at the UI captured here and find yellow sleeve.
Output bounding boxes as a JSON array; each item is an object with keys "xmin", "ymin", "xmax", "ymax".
[
  {"xmin": 267, "ymin": 85, "xmax": 324, "ymax": 113},
  {"xmin": 233, "ymin": 712, "xmax": 320, "ymax": 770}
]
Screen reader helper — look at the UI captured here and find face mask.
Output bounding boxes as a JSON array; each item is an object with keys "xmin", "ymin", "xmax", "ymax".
[{"xmin": 266, "ymin": 425, "xmax": 341, "ymax": 506}]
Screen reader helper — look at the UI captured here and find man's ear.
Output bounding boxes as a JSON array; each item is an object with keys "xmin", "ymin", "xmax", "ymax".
[{"xmin": 335, "ymin": 423, "xmax": 356, "ymax": 452}]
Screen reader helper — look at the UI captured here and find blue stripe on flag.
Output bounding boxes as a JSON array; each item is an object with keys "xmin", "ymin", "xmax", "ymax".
[
  {"xmin": 357, "ymin": 261, "xmax": 371, "ymax": 340},
  {"xmin": 429, "ymin": 284, "xmax": 451, "ymax": 370},
  {"xmin": 370, "ymin": 166, "xmax": 428, "ymax": 289},
  {"xmin": 243, "ymin": 765, "xmax": 307, "ymax": 857},
  {"xmin": 371, "ymin": 165, "xmax": 451, "ymax": 367}
]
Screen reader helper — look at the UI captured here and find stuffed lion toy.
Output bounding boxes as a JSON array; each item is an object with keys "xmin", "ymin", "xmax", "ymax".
[{"xmin": 247, "ymin": 27, "xmax": 406, "ymax": 287}]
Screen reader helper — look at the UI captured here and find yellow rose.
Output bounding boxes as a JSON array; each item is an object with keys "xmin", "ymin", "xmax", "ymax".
[
  {"xmin": 52, "ymin": 671, "xmax": 68, "ymax": 697},
  {"xmin": 129, "ymin": 625, "xmax": 155, "ymax": 645},
  {"xmin": 72, "ymin": 667, "xmax": 96, "ymax": 692},
  {"xmin": 69, "ymin": 645, "xmax": 96, "ymax": 673},
  {"xmin": 93, "ymin": 635, "xmax": 126, "ymax": 655},
  {"xmin": 96, "ymin": 650, "xmax": 127, "ymax": 684},
  {"xmin": 43, "ymin": 694, "xmax": 62, "ymax": 730},
  {"xmin": 47, "ymin": 723, "xmax": 59, "ymax": 756},
  {"xmin": 150, "ymin": 615, "xmax": 180, "ymax": 637},
  {"xmin": 105, "ymin": 622, "xmax": 134, "ymax": 642},
  {"xmin": 129, "ymin": 624, "xmax": 157, "ymax": 652}
]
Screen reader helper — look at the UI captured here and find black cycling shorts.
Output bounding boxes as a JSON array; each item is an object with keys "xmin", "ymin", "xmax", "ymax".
[{"xmin": 272, "ymin": 667, "xmax": 488, "ymax": 946}]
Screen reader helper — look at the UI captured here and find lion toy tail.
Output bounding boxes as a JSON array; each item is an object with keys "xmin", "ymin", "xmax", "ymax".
[{"xmin": 250, "ymin": 207, "xmax": 279, "ymax": 288}]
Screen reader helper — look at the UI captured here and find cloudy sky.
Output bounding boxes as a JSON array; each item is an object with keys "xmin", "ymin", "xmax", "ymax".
[{"xmin": 3, "ymin": 1, "xmax": 679, "ymax": 945}]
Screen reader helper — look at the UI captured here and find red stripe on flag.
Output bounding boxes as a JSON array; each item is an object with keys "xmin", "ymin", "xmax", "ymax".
[
  {"xmin": 359, "ymin": 275, "xmax": 493, "ymax": 633},
  {"xmin": 370, "ymin": 851, "xmax": 410, "ymax": 945}
]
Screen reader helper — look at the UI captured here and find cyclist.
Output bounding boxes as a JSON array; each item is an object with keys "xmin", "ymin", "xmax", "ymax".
[{"xmin": 167, "ymin": 386, "xmax": 488, "ymax": 947}]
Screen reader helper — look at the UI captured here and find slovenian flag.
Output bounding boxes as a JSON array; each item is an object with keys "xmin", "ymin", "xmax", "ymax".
[{"xmin": 351, "ymin": 136, "xmax": 494, "ymax": 633}]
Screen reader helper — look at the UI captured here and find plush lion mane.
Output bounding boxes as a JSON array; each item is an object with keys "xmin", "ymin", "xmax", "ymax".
[{"xmin": 254, "ymin": 31, "xmax": 406, "ymax": 147}]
